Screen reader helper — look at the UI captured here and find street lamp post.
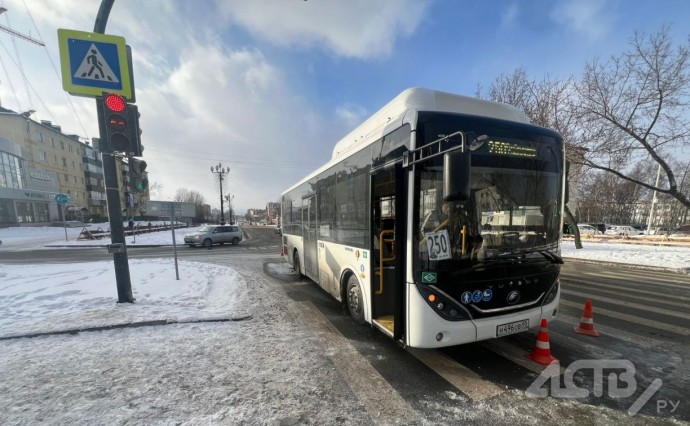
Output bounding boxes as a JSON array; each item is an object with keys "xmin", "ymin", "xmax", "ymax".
[{"xmin": 211, "ymin": 163, "xmax": 230, "ymax": 224}]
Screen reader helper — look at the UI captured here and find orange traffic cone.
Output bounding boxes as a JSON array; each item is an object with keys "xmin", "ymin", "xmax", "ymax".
[
  {"xmin": 574, "ymin": 299, "xmax": 600, "ymax": 336},
  {"xmin": 528, "ymin": 319, "xmax": 559, "ymax": 365}
]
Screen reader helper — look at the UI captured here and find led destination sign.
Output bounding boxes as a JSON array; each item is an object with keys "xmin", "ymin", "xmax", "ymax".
[{"xmin": 488, "ymin": 140, "xmax": 537, "ymax": 158}]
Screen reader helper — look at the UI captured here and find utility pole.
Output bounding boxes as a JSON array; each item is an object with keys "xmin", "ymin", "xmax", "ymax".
[{"xmin": 211, "ymin": 163, "xmax": 230, "ymax": 224}]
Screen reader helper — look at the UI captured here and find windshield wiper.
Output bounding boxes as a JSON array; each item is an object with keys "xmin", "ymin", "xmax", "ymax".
[
  {"xmin": 536, "ymin": 249, "xmax": 564, "ymax": 264},
  {"xmin": 497, "ymin": 247, "xmax": 563, "ymax": 264}
]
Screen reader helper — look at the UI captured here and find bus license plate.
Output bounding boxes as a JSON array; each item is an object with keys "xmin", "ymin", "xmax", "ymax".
[{"xmin": 496, "ymin": 319, "xmax": 529, "ymax": 337}]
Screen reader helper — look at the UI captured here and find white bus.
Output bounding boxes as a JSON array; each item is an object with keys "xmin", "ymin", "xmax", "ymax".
[{"xmin": 281, "ymin": 88, "xmax": 564, "ymax": 348}]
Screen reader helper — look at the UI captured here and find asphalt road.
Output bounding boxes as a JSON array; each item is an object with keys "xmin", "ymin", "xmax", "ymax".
[
  {"xmin": 267, "ymin": 256, "xmax": 690, "ymax": 423},
  {"xmin": 2, "ymin": 226, "xmax": 688, "ymax": 423},
  {"xmin": 0, "ymin": 224, "xmax": 283, "ymax": 263}
]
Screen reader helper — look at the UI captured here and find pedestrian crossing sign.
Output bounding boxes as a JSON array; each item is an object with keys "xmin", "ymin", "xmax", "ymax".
[{"xmin": 58, "ymin": 29, "xmax": 132, "ymax": 99}]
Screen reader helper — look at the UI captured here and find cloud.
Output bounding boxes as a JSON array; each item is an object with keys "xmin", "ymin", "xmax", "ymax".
[
  {"xmin": 216, "ymin": 0, "xmax": 432, "ymax": 59},
  {"xmin": 550, "ymin": 0, "xmax": 611, "ymax": 41},
  {"xmin": 0, "ymin": 0, "xmax": 427, "ymax": 211},
  {"xmin": 501, "ymin": 3, "xmax": 520, "ymax": 29},
  {"xmin": 335, "ymin": 104, "xmax": 368, "ymax": 129},
  {"xmin": 136, "ymin": 41, "xmax": 353, "ymax": 210}
]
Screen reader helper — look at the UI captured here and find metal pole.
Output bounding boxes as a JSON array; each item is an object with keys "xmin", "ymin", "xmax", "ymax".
[
  {"xmin": 95, "ymin": 0, "xmax": 134, "ymax": 303},
  {"xmin": 219, "ymin": 171, "xmax": 225, "ymax": 224},
  {"xmin": 61, "ymin": 204, "xmax": 68, "ymax": 241},
  {"xmin": 646, "ymin": 163, "xmax": 662, "ymax": 235},
  {"xmin": 172, "ymin": 203, "xmax": 180, "ymax": 280}
]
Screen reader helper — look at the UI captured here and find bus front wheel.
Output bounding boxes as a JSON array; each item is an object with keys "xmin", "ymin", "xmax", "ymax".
[{"xmin": 346, "ymin": 275, "xmax": 365, "ymax": 325}]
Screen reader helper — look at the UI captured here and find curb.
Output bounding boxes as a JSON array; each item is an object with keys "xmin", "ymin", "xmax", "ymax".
[{"xmin": 0, "ymin": 314, "xmax": 253, "ymax": 342}]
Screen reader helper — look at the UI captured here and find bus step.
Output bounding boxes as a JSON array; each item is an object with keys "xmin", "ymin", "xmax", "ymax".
[{"xmin": 373, "ymin": 316, "xmax": 394, "ymax": 336}]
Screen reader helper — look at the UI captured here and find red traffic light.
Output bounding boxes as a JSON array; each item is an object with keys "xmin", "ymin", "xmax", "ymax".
[{"xmin": 104, "ymin": 93, "xmax": 126, "ymax": 112}]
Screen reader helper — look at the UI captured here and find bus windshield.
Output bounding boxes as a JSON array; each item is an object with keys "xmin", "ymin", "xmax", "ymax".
[{"xmin": 415, "ymin": 125, "xmax": 563, "ymax": 274}]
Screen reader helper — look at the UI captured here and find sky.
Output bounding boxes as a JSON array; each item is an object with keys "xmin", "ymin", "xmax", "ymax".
[
  {"xmin": 0, "ymin": 228, "xmax": 688, "ymax": 423},
  {"xmin": 0, "ymin": 0, "xmax": 688, "ymax": 212}
]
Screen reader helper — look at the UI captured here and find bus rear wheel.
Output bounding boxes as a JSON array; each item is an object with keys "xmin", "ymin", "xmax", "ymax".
[
  {"xmin": 293, "ymin": 251, "xmax": 303, "ymax": 278},
  {"xmin": 346, "ymin": 275, "xmax": 365, "ymax": 324}
]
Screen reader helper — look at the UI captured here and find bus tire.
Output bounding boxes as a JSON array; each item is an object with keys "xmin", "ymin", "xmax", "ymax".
[
  {"xmin": 293, "ymin": 251, "xmax": 303, "ymax": 278},
  {"xmin": 346, "ymin": 275, "xmax": 365, "ymax": 325}
]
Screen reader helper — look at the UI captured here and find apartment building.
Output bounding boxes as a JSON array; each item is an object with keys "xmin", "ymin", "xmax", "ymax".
[{"xmin": 0, "ymin": 107, "xmax": 149, "ymax": 226}]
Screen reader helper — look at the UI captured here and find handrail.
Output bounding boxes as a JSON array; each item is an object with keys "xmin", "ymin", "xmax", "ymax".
[
  {"xmin": 403, "ymin": 131, "xmax": 466, "ymax": 168},
  {"xmin": 377, "ymin": 230, "xmax": 396, "ymax": 295}
]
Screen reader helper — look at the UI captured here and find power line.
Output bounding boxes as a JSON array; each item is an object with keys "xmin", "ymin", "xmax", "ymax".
[
  {"xmin": 145, "ymin": 146, "xmax": 322, "ymax": 170},
  {"xmin": 0, "ymin": 37, "xmax": 57, "ymax": 123},
  {"xmin": 0, "ymin": 43, "xmax": 20, "ymax": 109},
  {"xmin": 0, "ymin": 7, "xmax": 34, "ymax": 109},
  {"xmin": 20, "ymin": 0, "xmax": 90, "ymax": 139}
]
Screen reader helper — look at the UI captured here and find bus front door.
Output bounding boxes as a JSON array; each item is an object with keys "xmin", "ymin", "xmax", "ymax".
[{"xmin": 370, "ymin": 164, "xmax": 406, "ymax": 343}]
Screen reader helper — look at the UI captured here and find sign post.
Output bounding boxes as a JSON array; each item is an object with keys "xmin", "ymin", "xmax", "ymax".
[
  {"xmin": 54, "ymin": 0, "xmax": 135, "ymax": 304},
  {"xmin": 147, "ymin": 200, "xmax": 196, "ymax": 281},
  {"xmin": 55, "ymin": 193, "xmax": 70, "ymax": 241}
]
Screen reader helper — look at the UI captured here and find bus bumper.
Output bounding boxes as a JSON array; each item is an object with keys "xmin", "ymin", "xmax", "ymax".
[{"xmin": 407, "ymin": 284, "xmax": 560, "ymax": 348}]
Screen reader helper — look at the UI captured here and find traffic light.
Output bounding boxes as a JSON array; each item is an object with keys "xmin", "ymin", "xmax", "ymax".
[
  {"xmin": 130, "ymin": 158, "xmax": 148, "ymax": 192},
  {"xmin": 128, "ymin": 104, "xmax": 144, "ymax": 157},
  {"xmin": 101, "ymin": 93, "xmax": 143, "ymax": 156}
]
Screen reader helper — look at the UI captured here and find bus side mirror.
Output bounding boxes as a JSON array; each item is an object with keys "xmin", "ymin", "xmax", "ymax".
[{"xmin": 443, "ymin": 150, "xmax": 471, "ymax": 202}]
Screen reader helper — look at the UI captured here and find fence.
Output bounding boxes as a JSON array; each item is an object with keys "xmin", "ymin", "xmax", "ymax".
[{"xmin": 77, "ymin": 223, "xmax": 188, "ymax": 240}]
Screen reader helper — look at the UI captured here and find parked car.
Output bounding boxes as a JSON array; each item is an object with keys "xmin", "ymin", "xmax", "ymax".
[
  {"xmin": 577, "ymin": 224, "xmax": 602, "ymax": 235},
  {"xmin": 604, "ymin": 225, "xmax": 644, "ymax": 236},
  {"xmin": 184, "ymin": 224, "xmax": 243, "ymax": 248}
]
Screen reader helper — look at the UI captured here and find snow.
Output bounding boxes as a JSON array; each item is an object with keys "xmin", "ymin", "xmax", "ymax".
[
  {"xmin": 1, "ymin": 225, "xmax": 689, "ymax": 423},
  {"xmin": 561, "ymin": 240, "xmax": 690, "ymax": 272}
]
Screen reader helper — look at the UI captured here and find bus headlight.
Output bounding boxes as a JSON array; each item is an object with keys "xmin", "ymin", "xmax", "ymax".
[
  {"xmin": 417, "ymin": 285, "xmax": 470, "ymax": 321},
  {"xmin": 542, "ymin": 279, "xmax": 559, "ymax": 306}
]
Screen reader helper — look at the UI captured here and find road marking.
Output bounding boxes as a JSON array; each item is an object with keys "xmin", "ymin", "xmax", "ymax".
[
  {"xmin": 555, "ymin": 312, "xmax": 663, "ymax": 348},
  {"xmin": 559, "ymin": 299, "xmax": 690, "ymax": 336},
  {"xmin": 407, "ymin": 348, "xmax": 504, "ymax": 401},
  {"xmin": 479, "ymin": 338, "xmax": 564, "ymax": 376},
  {"xmin": 301, "ymin": 301, "xmax": 419, "ymax": 423},
  {"xmin": 575, "ymin": 270, "xmax": 690, "ymax": 288},
  {"xmin": 560, "ymin": 288, "xmax": 690, "ymax": 319},
  {"xmin": 561, "ymin": 278, "xmax": 690, "ymax": 305}
]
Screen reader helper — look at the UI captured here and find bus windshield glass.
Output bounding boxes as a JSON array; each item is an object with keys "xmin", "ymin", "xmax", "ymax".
[{"xmin": 415, "ymin": 114, "xmax": 563, "ymax": 273}]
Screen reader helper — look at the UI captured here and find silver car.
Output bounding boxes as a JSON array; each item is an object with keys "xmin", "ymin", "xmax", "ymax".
[{"xmin": 184, "ymin": 224, "xmax": 243, "ymax": 248}]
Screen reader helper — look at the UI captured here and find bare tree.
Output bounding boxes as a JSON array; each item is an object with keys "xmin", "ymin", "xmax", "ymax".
[
  {"xmin": 574, "ymin": 26, "xmax": 690, "ymax": 209},
  {"xmin": 174, "ymin": 188, "xmax": 206, "ymax": 205},
  {"xmin": 147, "ymin": 181, "xmax": 163, "ymax": 199},
  {"xmin": 174, "ymin": 188, "xmax": 207, "ymax": 222},
  {"xmin": 481, "ymin": 69, "xmax": 585, "ymax": 247}
]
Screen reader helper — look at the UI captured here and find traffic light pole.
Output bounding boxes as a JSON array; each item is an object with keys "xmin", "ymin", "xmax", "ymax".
[{"xmin": 95, "ymin": 0, "xmax": 134, "ymax": 303}]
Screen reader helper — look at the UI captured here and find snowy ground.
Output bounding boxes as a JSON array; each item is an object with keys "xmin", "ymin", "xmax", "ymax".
[{"xmin": 0, "ymin": 225, "xmax": 688, "ymax": 424}]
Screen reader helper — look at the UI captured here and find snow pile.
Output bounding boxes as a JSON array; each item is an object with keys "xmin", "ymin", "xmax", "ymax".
[{"xmin": 0, "ymin": 259, "xmax": 248, "ymax": 338}]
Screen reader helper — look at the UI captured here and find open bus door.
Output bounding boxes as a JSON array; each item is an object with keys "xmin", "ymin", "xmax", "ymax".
[{"xmin": 370, "ymin": 164, "xmax": 407, "ymax": 344}]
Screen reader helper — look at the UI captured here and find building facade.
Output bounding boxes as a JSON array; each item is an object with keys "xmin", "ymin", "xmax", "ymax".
[{"xmin": 0, "ymin": 107, "xmax": 149, "ymax": 226}]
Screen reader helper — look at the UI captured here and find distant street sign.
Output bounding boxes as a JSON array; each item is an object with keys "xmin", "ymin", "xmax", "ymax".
[
  {"xmin": 55, "ymin": 193, "xmax": 70, "ymax": 205},
  {"xmin": 57, "ymin": 28, "xmax": 132, "ymax": 99}
]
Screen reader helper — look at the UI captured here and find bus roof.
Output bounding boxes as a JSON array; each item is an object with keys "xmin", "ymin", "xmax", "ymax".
[
  {"xmin": 283, "ymin": 88, "xmax": 531, "ymax": 195},
  {"xmin": 331, "ymin": 87, "xmax": 530, "ymax": 160}
]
